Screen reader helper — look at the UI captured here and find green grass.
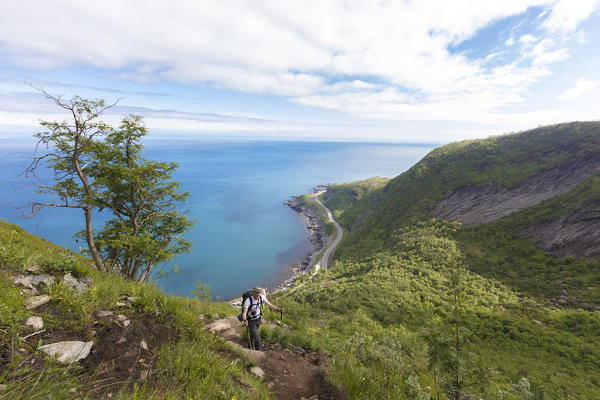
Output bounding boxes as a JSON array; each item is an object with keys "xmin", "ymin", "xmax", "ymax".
[{"xmin": 0, "ymin": 220, "xmax": 273, "ymax": 399}]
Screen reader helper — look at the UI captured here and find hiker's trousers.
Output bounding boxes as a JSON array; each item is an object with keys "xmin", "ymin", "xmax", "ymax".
[{"xmin": 248, "ymin": 318, "xmax": 261, "ymax": 350}]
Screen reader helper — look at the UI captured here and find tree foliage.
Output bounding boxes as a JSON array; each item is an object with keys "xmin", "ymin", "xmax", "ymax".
[
  {"xmin": 26, "ymin": 89, "xmax": 117, "ymax": 272},
  {"xmin": 28, "ymin": 91, "xmax": 193, "ymax": 281}
]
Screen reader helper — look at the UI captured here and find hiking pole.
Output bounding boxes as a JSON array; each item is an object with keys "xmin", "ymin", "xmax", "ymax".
[
  {"xmin": 246, "ymin": 324, "xmax": 252, "ymax": 349},
  {"xmin": 277, "ymin": 308, "xmax": 283, "ymax": 349}
]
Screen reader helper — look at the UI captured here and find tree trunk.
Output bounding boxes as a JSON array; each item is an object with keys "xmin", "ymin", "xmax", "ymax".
[
  {"xmin": 84, "ymin": 206, "xmax": 105, "ymax": 271},
  {"xmin": 433, "ymin": 364, "xmax": 440, "ymax": 400}
]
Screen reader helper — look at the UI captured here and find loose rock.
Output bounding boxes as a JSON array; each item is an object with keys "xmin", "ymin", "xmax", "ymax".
[
  {"xmin": 0, "ymin": 384, "xmax": 7, "ymax": 391},
  {"xmin": 14, "ymin": 275, "xmax": 34, "ymax": 289},
  {"xmin": 140, "ymin": 340, "xmax": 148, "ymax": 351},
  {"xmin": 25, "ymin": 295, "xmax": 51, "ymax": 310},
  {"xmin": 63, "ymin": 273, "xmax": 88, "ymax": 292},
  {"xmin": 26, "ymin": 265, "xmax": 40, "ymax": 273},
  {"xmin": 116, "ymin": 337, "xmax": 126, "ymax": 344},
  {"xmin": 30, "ymin": 274, "xmax": 55, "ymax": 287},
  {"xmin": 38, "ymin": 341, "xmax": 93, "ymax": 363},
  {"xmin": 250, "ymin": 366, "xmax": 265, "ymax": 378},
  {"xmin": 24, "ymin": 316, "xmax": 44, "ymax": 330},
  {"xmin": 117, "ymin": 314, "xmax": 128, "ymax": 322},
  {"xmin": 205, "ymin": 319, "xmax": 231, "ymax": 332},
  {"xmin": 97, "ymin": 310, "xmax": 114, "ymax": 317},
  {"xmin": 116, "ymin": 302, "xmax": 128, "ymax": 307},
  {"xmin": 123, "ymin": 320, "xmax": 131, "ymax": 327},
  {"xmin": 139, "ymin": 370, "xmax": 150, "ymax": 381}
]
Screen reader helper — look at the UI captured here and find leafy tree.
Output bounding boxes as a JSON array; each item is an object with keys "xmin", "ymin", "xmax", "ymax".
[
  {"xmin": 27, "ymin": 90, "xmax": 193, "ymax": 281},
  {"xmin": 26, "ymin": 88, "xmax": 117, "ymax": 272},
  {"xmin": 190, "ymin": 280, "xmax": 212, "ymax": 302},
  {"xmin": 90, "ymin": 116, "xmax": 193, "ymax": 281}
]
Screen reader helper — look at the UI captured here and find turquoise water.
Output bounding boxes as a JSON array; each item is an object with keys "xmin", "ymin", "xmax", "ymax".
[{"xmin": 0, "ymin": 138, "xmax": 435, "ymax": 299}]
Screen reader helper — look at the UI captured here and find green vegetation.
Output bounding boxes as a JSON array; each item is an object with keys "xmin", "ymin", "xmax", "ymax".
[
  {"xmin": 272, "ymin": 122, "xmax": 600, "ymax": 399},
  {"xmin": 27, "ymin": 92, "xmax": 193, "ymax": 281},
  {"xmin": 274, "ymin": 219, "xmax": 600, "ymax": 399},
  {"xmin": 4, "ymin": 121, "xmax": 600, "ymax": 399},
  {"xmin": 322, "ymin": 177, "xmax": 389, "ymax": 220},
  {"xmin": 333, "ymin": 121, "xmax": 600, "ymax": 258},
  {"xmin": 0, "ymin": 219, "xmax": 268, "ymax": 399}
]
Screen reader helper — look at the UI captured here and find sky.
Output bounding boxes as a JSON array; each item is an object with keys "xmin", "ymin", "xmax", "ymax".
[{"xmin": 0, "ymin": 0, "xmax": 599, "ymax": 143}]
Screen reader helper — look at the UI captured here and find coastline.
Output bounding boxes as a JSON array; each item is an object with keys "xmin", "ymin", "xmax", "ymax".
[{"xmin": 229, "ymin": 185, "xmax": 331, "ymax": 305}]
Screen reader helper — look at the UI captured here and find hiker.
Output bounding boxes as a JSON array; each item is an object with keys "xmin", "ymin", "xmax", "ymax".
[{"xmin": 241, "ymin": 287, "xmax": 284, "ymax": 350}]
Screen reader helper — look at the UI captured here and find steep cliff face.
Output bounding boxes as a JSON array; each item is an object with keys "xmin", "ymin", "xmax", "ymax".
[
  {"xmin": 521, "ymin": 203, "xmax": 600, "ymax": 260},
  {"xmin": 426, "ymin": 153, "xmax": 600, "ymax": 259},
  {"xmin": 429, "ymin": 154, "xmax": 600, "ymax": 225}
]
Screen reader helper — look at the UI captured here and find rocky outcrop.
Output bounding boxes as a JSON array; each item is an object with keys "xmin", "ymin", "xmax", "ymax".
[
  {"xmin": 522, "ymin": 204, "xmax": 600, "ymax": 260},
  {"xmin": 430, "ymin": 154, "xmax": 600, "ymax": 225}
]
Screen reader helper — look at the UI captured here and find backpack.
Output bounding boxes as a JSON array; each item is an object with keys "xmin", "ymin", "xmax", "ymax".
[{"xmin": 237, "ymin": 290, "xmax": 263, "ymax": 321}]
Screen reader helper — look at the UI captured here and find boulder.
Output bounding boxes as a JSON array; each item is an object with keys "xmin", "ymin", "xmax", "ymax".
[
  {"xmin": 24, "ymin": 316, "xmax": 44, "ymax": 330},
  {"xmin": 38, "ymin": 341, "xmax": 93, "ymax": 363},
  {"xmin": 25, "ymin": 295, "xmax": 51, "ymax": 310}
]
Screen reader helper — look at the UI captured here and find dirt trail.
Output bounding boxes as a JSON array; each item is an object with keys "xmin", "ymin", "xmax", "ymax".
[{"xmin": 207, "ymin": 316, "xmax": 344, "ymax": 400}]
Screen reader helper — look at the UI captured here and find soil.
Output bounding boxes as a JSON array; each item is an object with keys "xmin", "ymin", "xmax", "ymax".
[
  {"xmin": 260, "ymin": 345, "xmax": 341, "ymax": 400},
  {"xmin": 12, "ymin": 303, "xmax": 177, "ymax": 399},
  {"xmin": 211, "ymin": 316, "xmax": 344, "ymax": 400},
  {"xmin": 79, "ymin": 313, "xmax": 177, "ymax": 398}
]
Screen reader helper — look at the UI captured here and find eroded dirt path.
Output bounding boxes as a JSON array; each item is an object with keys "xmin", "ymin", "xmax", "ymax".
[{"xmin": 207, "ymin": 316, "xmax": 344, "ymax": 400}]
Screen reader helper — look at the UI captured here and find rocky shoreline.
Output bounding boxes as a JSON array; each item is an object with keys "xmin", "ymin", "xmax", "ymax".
[
  {"xmin": 230, "ymin": 185, "xmax": 331, "ymax": 305},
  {"xmin": 275, "ymin": 185, "xmax": 332, "ymax": 293}
]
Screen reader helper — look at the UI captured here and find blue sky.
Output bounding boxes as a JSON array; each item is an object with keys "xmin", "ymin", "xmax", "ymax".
[{"xmin": 0, "ymin": 0, "xmax": 599, "ymax": 143}]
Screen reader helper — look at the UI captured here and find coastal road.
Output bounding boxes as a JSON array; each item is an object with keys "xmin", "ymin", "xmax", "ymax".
[
  {"xmin": 311, "ymin": 190, "xmax": 343, "ymax": 270},
  {"xmin": 279, "ymin": 190, "xmax": 343, "ymax": 297}
]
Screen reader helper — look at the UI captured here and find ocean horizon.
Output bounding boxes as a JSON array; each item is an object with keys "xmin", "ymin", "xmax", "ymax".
[{"xmin": 0, "ymin": 136, "xmax": 436, "ymax": 299}]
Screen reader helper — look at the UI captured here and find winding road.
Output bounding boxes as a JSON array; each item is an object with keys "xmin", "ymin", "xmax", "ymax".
[
  {"xmin": 280, "ymin": 190, "xmax": 343, "ymax": 296},
  {"xmin": 311, "ymin": 191, "xmax": 343, "ymax": 271}
]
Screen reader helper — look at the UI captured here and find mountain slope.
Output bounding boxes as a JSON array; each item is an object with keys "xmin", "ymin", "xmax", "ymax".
[{"xmin": 275, "ymin": 121, "xmax": 600, "ymax": 399}]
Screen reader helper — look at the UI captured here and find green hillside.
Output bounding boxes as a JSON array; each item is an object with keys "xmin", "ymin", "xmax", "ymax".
[
  {"xmin": 274, "ymin": 122, "xmax": 600, "ymax": 399},
  {"xmin": 3, "ymin": 121, "xmax": 600, "ymax": 399},
  {"xmin": 0, "ymin": 220, "xmax": 270, "ymax": 399}
]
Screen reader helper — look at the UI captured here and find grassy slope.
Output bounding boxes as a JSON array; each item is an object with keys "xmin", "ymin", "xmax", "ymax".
[
  {"xmin": 273, "ymin": 122, "xmax": 600, "ymax": 399},
  {"xmin": 0, "ymin": 220, "xmax": 271, "ymax": 400}
]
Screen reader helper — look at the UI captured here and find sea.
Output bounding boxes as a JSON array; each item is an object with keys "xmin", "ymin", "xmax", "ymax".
[{"xmin": 0, "ymin": 136, "xmax": 436, "ymax": 300}]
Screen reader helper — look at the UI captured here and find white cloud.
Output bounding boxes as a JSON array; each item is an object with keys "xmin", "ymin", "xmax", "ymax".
[
  {"xmin": 0, "ymin": 0, "xmax": 598, "ymax": 125},
  {"xmin": 557, "ymin": 78, "xmax": 600, "ymax": 100},
  {"xmin": 542, "ymin": 0, "xmax": 600, "ymax": 32}
]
